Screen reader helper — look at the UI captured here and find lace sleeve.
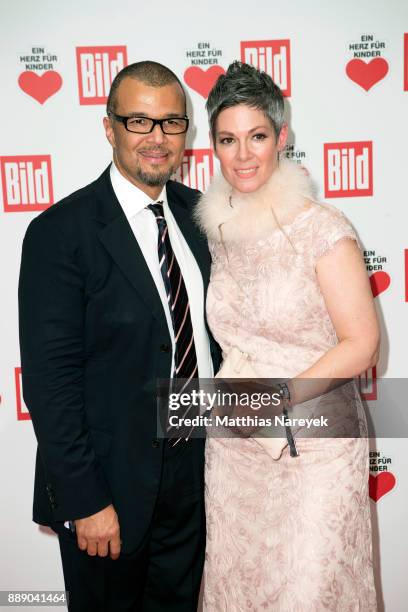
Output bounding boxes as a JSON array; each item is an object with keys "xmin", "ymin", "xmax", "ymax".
[{"xmin": 312, "ymin": 206, "xmax": 360, "ymax": 265}]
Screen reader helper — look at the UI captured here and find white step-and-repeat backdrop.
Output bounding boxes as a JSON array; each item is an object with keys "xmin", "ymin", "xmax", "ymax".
[{"xmin": 1, "ymin": 0, "xmax": 407, "ymax": 609}]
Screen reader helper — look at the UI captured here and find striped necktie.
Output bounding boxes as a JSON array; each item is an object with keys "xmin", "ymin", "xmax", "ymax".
[{"xmin": 148, "ymin": 202, "xmax": 198, "ymax": 385}]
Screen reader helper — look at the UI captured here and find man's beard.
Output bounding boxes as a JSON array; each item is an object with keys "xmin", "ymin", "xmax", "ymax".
[{"xmin": 134, "ymin": 164, "xmax": 175, "ymax": 187}]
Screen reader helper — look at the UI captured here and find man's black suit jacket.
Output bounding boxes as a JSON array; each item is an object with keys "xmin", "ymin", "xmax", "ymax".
[{"xmin": 18, "ymin": 166, "xmax": 220, "ymax": 553}]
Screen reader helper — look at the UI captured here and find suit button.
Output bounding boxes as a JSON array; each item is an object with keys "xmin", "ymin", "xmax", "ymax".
[
  {"xmin": 160, "ymin": 344, "xmax": 170, "ymax": 353},
  {"xmin": 152, "ymin": 439, "xmax": 160, "ymax": 448}
]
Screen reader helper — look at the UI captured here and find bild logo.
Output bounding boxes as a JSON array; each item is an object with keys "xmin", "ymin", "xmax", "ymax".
[
  {"xmin": 324, "ymin": 141, "xmax": 373, "ymax": 198},
  {"xmin": 15, "ymin": 367, "xmax": 30, "ymax": 421},
  {"xmin": 1, "ymin": 155, "xmax": 53, "ymax": 212},
  {"xmin": 173, "ymin": 149, "xmax": 214, "ymax": 192},
  {"xmin": 76, "ymin": 46, "xmax": 127, "ymax": 105},
  {"xmin": 358, "ymin": 366, "xmax": 377, "ymax": 401},
  {"xmin": 241, "ymin": 40, "xmax": 291, "ymax": 96}
]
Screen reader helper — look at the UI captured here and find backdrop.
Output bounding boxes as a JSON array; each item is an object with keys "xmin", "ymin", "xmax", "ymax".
[{"xmin": 1, "ymin": 0, "xmax": 407, "ymax": 610}]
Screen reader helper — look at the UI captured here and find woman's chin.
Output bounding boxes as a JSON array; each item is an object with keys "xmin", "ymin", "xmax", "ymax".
[
  {"xmin": 232, "ymin": 179, "xmax": 267, "ymax": 195},
  {"xmin": 227, "ymin": 168, "xmax": 278, "ymax": 195}
]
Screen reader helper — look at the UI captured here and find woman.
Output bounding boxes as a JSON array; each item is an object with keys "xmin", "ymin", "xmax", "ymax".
[{"xmin": 195, "ymin": 62, "xmax": 379, "ymax": 611}]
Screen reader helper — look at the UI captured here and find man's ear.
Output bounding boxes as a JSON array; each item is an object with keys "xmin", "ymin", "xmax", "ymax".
[
  {"xmin": 103, "ymin": 116, "xmax": 116, "ymax": 149},
  {"xmin": 277, "ymin": 122, "xmax": 288, "ymax": 152}
]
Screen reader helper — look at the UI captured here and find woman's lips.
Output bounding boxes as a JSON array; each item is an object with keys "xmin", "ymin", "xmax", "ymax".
[{"xmin": 235, "ymin": 167, "xmax": 258, "ymax": 178}]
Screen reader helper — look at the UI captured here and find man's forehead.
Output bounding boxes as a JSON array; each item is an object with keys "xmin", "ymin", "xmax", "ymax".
[{"xmin": 115, "ymin": 78, "xmax": 185, "ymax": 109}]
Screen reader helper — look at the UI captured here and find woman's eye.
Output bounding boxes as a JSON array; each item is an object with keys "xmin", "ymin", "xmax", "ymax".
[
  {"xmin": 253, "ymin": 133, "xmax": 267, "ymax": 141},
  {"xmin": 219, "ymin": 137, "xmax": 234, "ymax": 145}
]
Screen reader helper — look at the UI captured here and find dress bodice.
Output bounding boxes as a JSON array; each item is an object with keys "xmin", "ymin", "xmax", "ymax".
[{"xmin": 207, "ymin": 203, "xmax": 358, "ymax": 378}]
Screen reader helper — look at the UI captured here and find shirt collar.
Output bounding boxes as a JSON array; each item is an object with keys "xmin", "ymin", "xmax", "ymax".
[{"xmin": 110, "ymin": 162, "xmax": 167, "ymax": 220}]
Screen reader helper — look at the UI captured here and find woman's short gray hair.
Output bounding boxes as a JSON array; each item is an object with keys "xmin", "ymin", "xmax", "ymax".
[{"xmin": 206, "ymin": 61, "xmax": 285, "ymax": 142}]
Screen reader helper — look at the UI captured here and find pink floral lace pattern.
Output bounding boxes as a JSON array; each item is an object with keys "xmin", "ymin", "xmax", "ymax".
[{"xmin": 203, "ymin": 203, "xmax": 377, "ymax": 611}]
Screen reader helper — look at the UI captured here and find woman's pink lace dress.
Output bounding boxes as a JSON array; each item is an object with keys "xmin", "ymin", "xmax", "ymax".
[{"xmin": 202, "ymin": 188, "xmax": 377, "ymax": 611}]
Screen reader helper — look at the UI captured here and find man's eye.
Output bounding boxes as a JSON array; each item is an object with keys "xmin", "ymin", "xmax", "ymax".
[{"xmin": 128, "ymin": 117, "xmax": 147, "ymax": 125}]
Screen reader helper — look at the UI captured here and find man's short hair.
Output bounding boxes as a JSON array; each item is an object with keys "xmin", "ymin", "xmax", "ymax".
[{"xmin": 106, "ymin": 61, "xmax": 186, "ymax": 114}]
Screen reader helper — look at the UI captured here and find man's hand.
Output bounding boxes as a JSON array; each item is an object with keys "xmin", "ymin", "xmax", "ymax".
[{"xmin": 75, "ymin": 504, "xmax": 121, "ymax": 560}]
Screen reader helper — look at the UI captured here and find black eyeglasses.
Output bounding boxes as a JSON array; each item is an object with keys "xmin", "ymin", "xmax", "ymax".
[{"xmin": 108, "ymin": 113, "xmax": 189, "ymax": 135}]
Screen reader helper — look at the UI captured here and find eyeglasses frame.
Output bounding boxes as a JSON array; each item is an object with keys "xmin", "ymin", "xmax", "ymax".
[{"xmin": 108, "ymin": 112, "xmax": 189, "ymax": 135}]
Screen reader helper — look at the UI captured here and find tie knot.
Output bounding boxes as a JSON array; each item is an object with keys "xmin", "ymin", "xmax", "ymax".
[{"xmin": 147, "ymin": 201, "xmax": 165, "ymax": 219}]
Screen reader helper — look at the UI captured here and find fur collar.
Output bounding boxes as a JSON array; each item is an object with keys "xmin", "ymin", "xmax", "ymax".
[{"xmin": 194, "ymin": 159, "xmax": 317, "ymax": 243}]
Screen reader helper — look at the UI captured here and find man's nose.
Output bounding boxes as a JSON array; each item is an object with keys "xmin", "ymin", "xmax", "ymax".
[{"xmin": 147, "ymin": 123, "xmax": 166, "ymax": 144}]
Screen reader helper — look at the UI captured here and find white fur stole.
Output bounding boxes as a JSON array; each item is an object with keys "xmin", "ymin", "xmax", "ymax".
[{"xmin": 194, "ymin": 160, "xmax": 317, "ymax": 243}]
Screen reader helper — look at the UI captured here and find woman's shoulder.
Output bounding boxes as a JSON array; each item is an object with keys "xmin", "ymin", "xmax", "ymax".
[
  {"xmin": 299, "ymin": 199, "xmax": 355, "ymax": 233},
  {"xmin": 302, "ymin": 200, "xmax": 359, "ymax": 262},
  {"xmin": 304, "ymin": 198, "xmax": 349, "ymax": 221}
]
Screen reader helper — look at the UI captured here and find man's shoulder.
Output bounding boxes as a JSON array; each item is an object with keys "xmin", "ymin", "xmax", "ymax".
[
  {"xmin": 166, "ymin": 179, "xmax": 201, "ymax": 205},
  {"xmin": 28, "ymin": 168, "xmax": 109, "ymax": 230},
  {"xmin": 23, "ymin": 168, "xmax": 110, "ymax": 247}
]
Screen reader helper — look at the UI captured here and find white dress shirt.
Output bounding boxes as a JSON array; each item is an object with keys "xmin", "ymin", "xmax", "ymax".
[{"xmin": 110, "ymin": 163, "xmax": 213, "ymax": 379}]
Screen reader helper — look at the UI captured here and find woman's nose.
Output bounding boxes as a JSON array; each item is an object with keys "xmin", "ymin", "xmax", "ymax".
[{"xmin": 236, "ymin": 141, "xmax": 251, "ymax": 161}]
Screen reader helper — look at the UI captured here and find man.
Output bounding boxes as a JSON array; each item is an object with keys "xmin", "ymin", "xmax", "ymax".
[{"xmin": 18, "ymin": 61, "xmax": 220, "ymax": 611}]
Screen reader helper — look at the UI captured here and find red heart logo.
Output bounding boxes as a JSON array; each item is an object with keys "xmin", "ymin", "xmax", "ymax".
[
  {"xmin": 369, "ymin": 271, "xmax": 390, "ymax": 298},
  {"xmin": 184, "ymin": 66, "xmax": 226, "ymax": 99},
  {"xmin": 346, "ymin": 58, "xmax": 389, "ymax": 91},
  {"xmin": 18, "ymin": 71, "xmax": 63, "ymax": 104},
  {"xmin": 369, "ymin": 472, "xmax": 396, "ymax": 502}
]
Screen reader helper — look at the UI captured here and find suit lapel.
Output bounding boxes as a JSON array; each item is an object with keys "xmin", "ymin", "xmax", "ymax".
[{"xmin": 93, "ymin": 167, "xmax": 168, "ymax": 327}]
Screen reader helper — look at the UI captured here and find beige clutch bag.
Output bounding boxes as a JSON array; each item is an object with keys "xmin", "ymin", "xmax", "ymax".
[
  {"xmin": 215, "ymin": 346, "xmax": 288, "ymax": 460},
  {"xmin": 215, "ymin": 346, "xmax": 257, "ymax": 379}
]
